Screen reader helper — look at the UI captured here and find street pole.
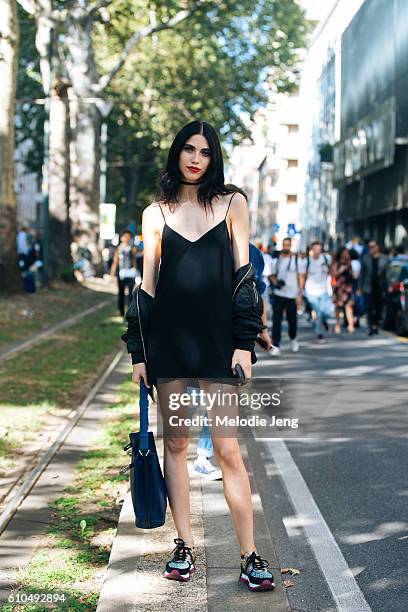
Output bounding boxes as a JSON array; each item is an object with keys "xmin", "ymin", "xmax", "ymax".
[{"xmin": 100, "ymin": 120, "xmax": 108, "ymax": 204}]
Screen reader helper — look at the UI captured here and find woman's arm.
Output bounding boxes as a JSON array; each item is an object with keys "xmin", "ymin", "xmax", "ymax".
[
  {"xmin": 121, "ymin": 204, "xmax": 162, "ymax": 388},
  {"xmin": 229, "ymin": 192, "xmax": 258, "ymax": 379},
  {"xmin": 229, "ymin": 192, "xmax": 250, "ymax": 271},
  {"xmin": 140, "ymin": 204, "xmax": 162, "ymax": 297}
]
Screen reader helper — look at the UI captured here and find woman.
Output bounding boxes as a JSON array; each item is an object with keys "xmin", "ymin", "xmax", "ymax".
[
  {"xmin": 121, "ymin": 120, "xmax": 275, "ymax": 592},
  {"xmin": 331, "ymin": 247, "xmax": 355, "ymax": 334}
]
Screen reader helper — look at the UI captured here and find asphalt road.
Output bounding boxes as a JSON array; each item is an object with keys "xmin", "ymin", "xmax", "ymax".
[{"xmin": 248, "ymin": 316, "xmax": 408, "ymax": 612}]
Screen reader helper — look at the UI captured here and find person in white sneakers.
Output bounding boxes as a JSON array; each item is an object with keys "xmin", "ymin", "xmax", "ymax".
[
  {"xmin": 304, "ymin": 241, "xmax": 333, "ymax": 343},
  {"xmin": 270, "ymin": 237, "xmax": 306, "ymax": 355}
]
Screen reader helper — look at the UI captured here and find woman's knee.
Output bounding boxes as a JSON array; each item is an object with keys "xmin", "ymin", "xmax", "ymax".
[
  {"xmin": 213, "ymin": 440, "xmax": 242, "ymax": 469},
  {"xmin": 165, "ymin": 437, "xmax": 189, "ymax": 455}
]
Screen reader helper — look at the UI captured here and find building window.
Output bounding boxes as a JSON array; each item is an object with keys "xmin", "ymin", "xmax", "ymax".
[
  {"xmin": 287, "ymin": 195, "xmax": 297, "ymax": 204},
  {"xmin": 270, "ymin": 169, "xmax": 279, "ymax": 186},
  {"xmin": 287, "ymin": 124, "xmax": 299, "ymax": 133},
  {"xmin": 287, "ymin": 159, "xmax": 298, "ymax": 168}
]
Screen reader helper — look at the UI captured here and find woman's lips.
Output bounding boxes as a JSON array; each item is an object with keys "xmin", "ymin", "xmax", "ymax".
[{"xmin": 187, "ymin": 166, "xmax": 200, "ymax": 173}]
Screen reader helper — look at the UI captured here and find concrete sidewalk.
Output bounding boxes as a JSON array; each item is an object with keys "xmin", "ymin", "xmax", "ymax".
[{"xmin": 97, "ymin": 436, "xmax": 290, "ymax": 611}]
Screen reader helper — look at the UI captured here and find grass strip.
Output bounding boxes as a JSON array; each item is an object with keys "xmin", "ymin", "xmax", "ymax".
[
  {"xmin": 0, "ymin": 282, "xmax": 112, "ymax": 350},
  {"xmin": 2, "ymin": 378, "xmax": 138, "ymax": 612},
  {"xmin": 0, "ymin": 305, "xmax": 124, "ymax": 472}
]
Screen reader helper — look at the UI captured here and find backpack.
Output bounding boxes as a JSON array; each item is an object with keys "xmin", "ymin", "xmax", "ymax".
[
  {"xmin": 276, "ymin": 253, "xmax": 298, "ymax": 276},
  {"xmin": 306, "ymin": 254, "xmax": 330, "ymax": 276}
]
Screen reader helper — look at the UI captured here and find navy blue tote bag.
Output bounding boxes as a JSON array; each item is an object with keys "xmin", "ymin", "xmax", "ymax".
[{"xmin": 123, "ymin": 380, "xmax": 167, "ymax": 529}]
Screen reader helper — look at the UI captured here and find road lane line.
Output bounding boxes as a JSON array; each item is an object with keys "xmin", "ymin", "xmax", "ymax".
[{"xmin": 260, "ymin": 438, "xmax": 372, "ymax": 612}]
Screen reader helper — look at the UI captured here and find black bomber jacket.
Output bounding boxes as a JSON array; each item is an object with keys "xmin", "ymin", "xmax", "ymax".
[{"xmin": 121, "ymin": 261, "xmax": 265, "ymax": 368}]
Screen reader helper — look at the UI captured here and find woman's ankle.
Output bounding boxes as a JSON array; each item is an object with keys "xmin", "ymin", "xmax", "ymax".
[{"xmin": 240, "ymin": 548, "xmax": 257, "ymax": 560}]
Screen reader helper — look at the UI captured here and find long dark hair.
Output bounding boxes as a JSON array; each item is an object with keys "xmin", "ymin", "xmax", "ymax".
[
  {"xmin": 335, "ymin": 247, "xmax": 351, "ymax": 264},
  {"xmin": 157, "ymin": 120, "xmax": 246, "ymax": 213}
]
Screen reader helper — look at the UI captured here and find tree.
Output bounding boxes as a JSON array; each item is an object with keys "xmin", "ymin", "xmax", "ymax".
[
  {"xmin": 16, "ymin": 0, "xmax": 308, "ymax": 272},
  {"xmin": 0, "ymin": 0, "xmax": 19, "ymax": 293},
  {"xmin": 100, "ymin": 0, "xmax": 308, "ymax": 226}
]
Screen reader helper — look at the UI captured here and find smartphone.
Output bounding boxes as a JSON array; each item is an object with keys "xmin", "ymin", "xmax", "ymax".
[
  {"xmin": 256, "ymin": 335, "xmax": 271, "ymax": 350},
  {"xmin": 233, "ymin": 363, "xmax": 246, "ymax": 385}
]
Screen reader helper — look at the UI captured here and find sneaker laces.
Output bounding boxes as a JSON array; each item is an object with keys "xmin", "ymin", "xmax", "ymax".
[
  {"xmin": 245, "ymin": 552, "xmax": 270, "ymax": 571},
  {"xmin": 172, "ymin": 538, "xmax": 193, "ymax": 563}
]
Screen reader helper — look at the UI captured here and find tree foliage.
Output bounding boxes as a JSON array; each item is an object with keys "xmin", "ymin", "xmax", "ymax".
[
  {"xmin": 93, "ymin": 0, "xmax": 308, "ymax": 224},
  {"xmin": 15, "ymin": 0, "xmax": 309, "ymax": 228}
]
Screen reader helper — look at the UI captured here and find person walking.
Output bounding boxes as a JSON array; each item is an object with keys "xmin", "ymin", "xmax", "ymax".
[
  {"xmin": 16, "ymin": 224, "xmax": 31, "ymax": 273},
  {"xmin": 269, "ymin": 237, "xmax": 306, "ymax": 356},
  {"xmin": 350, "ymin": 248, "xmax": 362, "ymax": 328},
  {"xmin": 250, "ymin": 242, "xmax": 273, "ymax": 351},
  {"xmin": 121, "ymin": 120, "xmax": 275, "ymax": 592},
  {"xmin": 331, "ymin": 247, "xmax": 355, "ymax": 334},
  {"xmin": 110, "ymin": 230, "xmax": 138, "ymax": 317},
  {"xmin": 304, "ymin": 241, "xmax": 332, "ymax": 343},
  {"xmin": 358, "ymin": 240, "xmax": 388, "ymax": 335}
]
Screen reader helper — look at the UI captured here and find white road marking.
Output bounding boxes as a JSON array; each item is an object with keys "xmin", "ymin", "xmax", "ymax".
[{"xmin": 260, "ymin": 438, "xmax": 372, "ymax": 612}]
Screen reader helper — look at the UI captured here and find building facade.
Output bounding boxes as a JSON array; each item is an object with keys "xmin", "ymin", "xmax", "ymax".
[
  {"xmin": 299, "ymin": 0, "xmax": 365, "ymax": 248},
  {"xmin": 227, "ymin": 93, "xmax": 302, "ymax": 250},
  {"xmin": 334, "ymin": 0, "xmax": 408, "ymax": 248}
]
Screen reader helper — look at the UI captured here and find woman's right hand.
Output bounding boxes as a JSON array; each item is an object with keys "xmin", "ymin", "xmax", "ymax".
[{"xmin": 132, "ymin": 363, "xmax": 150, "ymax": 388}]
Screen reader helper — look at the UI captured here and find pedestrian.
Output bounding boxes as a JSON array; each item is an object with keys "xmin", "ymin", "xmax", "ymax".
[
  {"xmin": 250, "ymin": 242, "xmax": 273, "ymax": 351},
  {"xmin": 135, "ymin": 235, "xmax": 144, "ymax": 277},
  {"xmin": 193, "ymin": 419, "xmax": 223, "ymax": 481},
  {"xmin": 304, "ymin": 241, "xmax": 333, "ymax": 343},
  {"xmin": 358, "ymin": 240, "xmax": 388, "ymax": 335},
  {"xmin": 349, "ymin": 248, "xmax": 362, "ymax": 328},
  {"xmin": 121, "ymin": 120, "xmax": 275, "ymax": 591},
  {"xmin": 16, "ymin": 224, "xmax": 31, "ymax": 273},
  {"xmin": 269, "ymin": 237, "xmax": 306, "ymax": 356},
  {"xmin": 331, "ymin": 247, "xmax": 355, "ymax": 334},
  {"xmin": 110, "ymin": 230, "xmax": 138, "ymax": 317}
]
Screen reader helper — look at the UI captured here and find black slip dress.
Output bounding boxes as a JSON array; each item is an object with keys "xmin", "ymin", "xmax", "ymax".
[{"xmin": 146, "ymin": 193, "xmax": 237, "ymax": 388}]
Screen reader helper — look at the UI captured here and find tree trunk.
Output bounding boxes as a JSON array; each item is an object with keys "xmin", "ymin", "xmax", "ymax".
[
  {"xmin": 49, "ymin": 82, "xmax": 72, "ymax": 278},
  {"xmin": 0, "ymin": 0, "xmax": 20, "ymax": 293},
  {"xmin": 66, "ymin": 11, "xmax": 101, "ymax": 267},
  {"xmin": 123, "ymin": 161, "xmax": 141, "ymax": 221}
]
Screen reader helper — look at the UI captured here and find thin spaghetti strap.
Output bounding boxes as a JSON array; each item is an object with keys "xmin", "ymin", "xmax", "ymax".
[
  {"xmin": 225, "ymin": 192, "xmax": 236, "ymax": 219},
  {"xmin": 158, "ymin": 202, "xmax": 166, "ymax": 223}
]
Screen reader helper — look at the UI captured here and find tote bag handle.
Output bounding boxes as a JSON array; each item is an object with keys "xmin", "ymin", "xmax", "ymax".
[{"xmin": 139, "ymin": 379, "xmax": 149, "ymax": 451}]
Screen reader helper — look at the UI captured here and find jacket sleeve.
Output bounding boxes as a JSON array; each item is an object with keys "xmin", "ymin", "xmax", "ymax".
[
  {"xmin": 357, "ymin": 256, "xmax": 366, "ymax": 292},
  {"xmin": 121, "ymin": 286, "xmax": 154, "ymax": 365},
  {"xmin": 232, "ymin": 263, "xmax": 266, "ymax": 364}
]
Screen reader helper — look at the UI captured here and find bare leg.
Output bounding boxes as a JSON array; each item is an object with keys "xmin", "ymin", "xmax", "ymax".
[
  {"xmin": 158, "ymin": 379, "xmax": 194, "ymax": 548},
  {"xmin": 335, "ymin": 307, "xmax": 341, "ymax": 333},
  {"xmin": 345, "ymin": 303, "xmax": 355, "ymax": 332},
  {"xmin": 199, "ymin": 380, "xmax": 255, "ymax": 555}
]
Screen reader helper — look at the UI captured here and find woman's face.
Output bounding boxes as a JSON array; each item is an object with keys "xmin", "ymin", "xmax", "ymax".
[
  {"xmin": 340, "ymin": 250, "xmax": 349, "ymax": 263},
  {"xmin": 178, "ymin": 134, "xmax": 211, "ymax": 181}
]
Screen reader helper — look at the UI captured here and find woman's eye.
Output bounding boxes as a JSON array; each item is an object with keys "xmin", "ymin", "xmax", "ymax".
[
  {"xmin": 184, "ymin": 145, "xmax": 193, "ymax": 151},
  {"xmin": 201, "ymin": 151, "xmax": 210, "ymax": 157}
]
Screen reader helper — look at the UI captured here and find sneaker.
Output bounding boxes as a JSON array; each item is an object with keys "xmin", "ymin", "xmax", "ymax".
[
  {"xmin": 239, "ymin": 551, "xmax": 275, "ymax": 591},
  {"xmin": 317, "ymin": 334, "xmax": 325, "ymax": 344},
  {"xmin": 164, "ymin": 538, "xmax": 196, "ymax": 582},
  {"xmin": 291, "ymin": 338, "xmax": 300, "ymax": 352},
  {"xmin": 270, "ymin": 345, "xmax": 281, "ymax": 357},
  {"xmin": 193, "ymin": 457, "xmax": 222, "ymax": 481}
]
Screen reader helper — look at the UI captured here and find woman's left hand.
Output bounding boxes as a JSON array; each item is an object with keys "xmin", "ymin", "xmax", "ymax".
[{"xmin": 231, "ymin": 348, "xmax": 252, "ymax": 380}]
